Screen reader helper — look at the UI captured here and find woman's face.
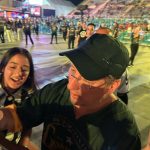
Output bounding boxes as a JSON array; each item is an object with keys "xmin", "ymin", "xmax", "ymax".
[{"xmin": 3, "ymin": 54, "xmax": 30, "ymax": 92}]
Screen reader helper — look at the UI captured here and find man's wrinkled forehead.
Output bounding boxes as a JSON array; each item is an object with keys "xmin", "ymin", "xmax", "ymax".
[{"xmin": 70, "ymin": 64, "xmax": 105, "ymax": 82}]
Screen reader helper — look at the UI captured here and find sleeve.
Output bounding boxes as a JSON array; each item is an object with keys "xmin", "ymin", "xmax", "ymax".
[
  {"xmin": 16, "ymin": 79, "xmax": 68, "ymax": 129},
  {"xmin": 16, "ymin": 84, "xmax": 53, "ymax": 129}
]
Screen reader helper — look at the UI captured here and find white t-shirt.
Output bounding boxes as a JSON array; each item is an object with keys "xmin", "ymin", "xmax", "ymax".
[{"xmin": 115, "ymin": 69, "xmax": 130, "ymax": 94}]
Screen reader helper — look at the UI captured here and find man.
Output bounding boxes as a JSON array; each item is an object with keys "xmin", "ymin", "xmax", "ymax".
[
  {"xmin": 86, "ymin": 23, "xmax": 95, "ymax": 39},
  {"xmin": 50, "ymin": 22, "xmax": 58, "ymax": 44},
  {"xmin": 15, "ymin": 19, "xmax": 23, "ymax": 41},
  {"xmin": 0, "ymin": 34, "xmax": 141, "ymax": 150},
  {"xmin": 67, "ymin": 22, "xmax": 76, "ymax": 49},
  {"xmin": 0, "ymin": 19, "xmax": 5, "ymax": 43},
  {"xmin": 76, "ymin": 22, "xmax": 87, "ymax": 46},
  {"xmin": 129, "ymin": 23, "xmax": 141, "ymax": 66},
  {"xmin": 116, "ymin": 69, "xmax": 129, "ymax": 105},
  {"xmin": 23, "ymin": 19, "xmax": 34, "ymax": 46},
  {"xmin": 5, "ymin": 20, "xmax": 13, "ymax": 43},
  {"xmin": 112, "ymin": 22, "xmax": 119, "ymax": 38},
  {"xmin": 60, "ymin": 21, "xmax": 68, "ymax": 41}
]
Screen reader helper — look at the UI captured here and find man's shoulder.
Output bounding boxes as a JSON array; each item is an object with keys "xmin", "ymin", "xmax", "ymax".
[
  {"xmin": 43, "ymin": 78, "xmax": 68, "ymax": 88},
  {"xmin": 97, "ymin": 100, "xmax": 135, "ymax": 123},
  {"xmin": 40, "ymin": 79, "xmax": 68, "ymax": 95},
  {"xmin": 96, "ymin": 101, "xmax": 141, "ymax": 149}
]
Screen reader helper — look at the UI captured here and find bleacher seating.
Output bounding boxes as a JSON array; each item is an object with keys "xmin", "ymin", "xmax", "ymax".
[{"xmin": 67, "ymin": 0, "xmax": 150, "ymax": 19}]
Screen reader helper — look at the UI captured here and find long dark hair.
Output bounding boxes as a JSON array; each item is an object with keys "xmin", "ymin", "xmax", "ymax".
[{"xmin": 0, "ymin": 47, "xmax": 37, "ymax": 91}]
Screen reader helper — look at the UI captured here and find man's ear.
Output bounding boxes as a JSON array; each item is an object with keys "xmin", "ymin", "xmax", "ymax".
[{"xmin": 108, "ymin": 79, "xmax": 121, "ymax": 94}]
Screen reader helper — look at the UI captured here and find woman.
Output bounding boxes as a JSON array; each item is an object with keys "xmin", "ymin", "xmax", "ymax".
[{"xmin": 0, "ymin": 47, "xmax": 38, "ymax": 150}]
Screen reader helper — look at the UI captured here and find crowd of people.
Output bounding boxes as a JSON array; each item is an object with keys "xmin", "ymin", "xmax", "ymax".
[{"xmin": 0, "ymin": 16, "xmax": 150, "ymax": 47}]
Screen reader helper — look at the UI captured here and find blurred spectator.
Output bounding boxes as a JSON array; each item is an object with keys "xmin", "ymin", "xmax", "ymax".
[
  {"xmin": 129, "ymin": 24, "xmax": 141, "ymax": 66},
  {"xmin": 86, "ymin": 23, "xmax": 95, "ymax": 39},
  {"xmin": 0, "ymin": 19, "xmax": 5, "ymax": 43},
  {"xmin": 67, "ymin": 22, "xmax": 76, "ymax": 49},
  {"xmin": 76, "ymin": 22, "xmax": 87, "ymax": 46},
  {"xmin": 50, "ymin": 22, "xmax": 58, "ymax": 44},
  {"xmin": 115, "ymin": 69, "xmax": 130, "ymax": 105},
  {"xmin": 23, "ymin": 19, "xmax": 34, "ymax": 45}
]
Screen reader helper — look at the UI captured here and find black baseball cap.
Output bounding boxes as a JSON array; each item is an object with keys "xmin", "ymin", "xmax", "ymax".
[{"xmin": 59, "ymin": 34, "xmax": 129, "ymax": 80}]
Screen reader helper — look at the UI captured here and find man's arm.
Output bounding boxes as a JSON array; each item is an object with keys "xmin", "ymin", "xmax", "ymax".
[
  {"xmin": 0, "ymin": 106, "xmax": 36, "ymax": 150},
  {"xmin": 0, "ymin": 108, "xmax": 14, "ymax": 131}
]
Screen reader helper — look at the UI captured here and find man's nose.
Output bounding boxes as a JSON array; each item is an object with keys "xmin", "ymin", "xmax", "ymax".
[{"xmin": 69, "ymin": 78, "xmax": 80, "ymax": 90}]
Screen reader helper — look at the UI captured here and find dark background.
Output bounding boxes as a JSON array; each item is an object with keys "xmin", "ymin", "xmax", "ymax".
[
  {"xmin": 65, "ymin": 0, "xmax": 84, "ymax": 5},
  {"xmin": 43, "ymin": 9, "xmax": 55, "ymax": 17}
]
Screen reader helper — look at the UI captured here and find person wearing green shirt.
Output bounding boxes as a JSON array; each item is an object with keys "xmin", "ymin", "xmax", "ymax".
[{"xmin": 0, "ymin": 34, "xmax": 141, "ymax": 150}]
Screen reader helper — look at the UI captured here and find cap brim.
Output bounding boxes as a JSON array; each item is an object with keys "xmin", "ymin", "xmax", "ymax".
[{"xmin": 59, "ymin": 48, "xmax": 108, "ymax": 80}]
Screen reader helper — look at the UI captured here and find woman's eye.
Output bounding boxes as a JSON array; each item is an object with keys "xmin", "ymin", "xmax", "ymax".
[
  {"xmin": 9, "ymin": 66, "xmax": 16, "ymax": 69},
  {"xmin": 22, "ymin": 68, "xmax": 30, "ymax": 74}
]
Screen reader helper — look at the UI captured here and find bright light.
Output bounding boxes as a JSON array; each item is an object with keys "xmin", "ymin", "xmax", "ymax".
[{"xmin": 28, "ymin": 0, "xmax": 43, "ymax": 5}]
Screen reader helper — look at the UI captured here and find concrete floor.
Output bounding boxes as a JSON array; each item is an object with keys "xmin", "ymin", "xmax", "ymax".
[{"xmin": 0, "ymin": 33, "xmax": 150, "ymax": 149}]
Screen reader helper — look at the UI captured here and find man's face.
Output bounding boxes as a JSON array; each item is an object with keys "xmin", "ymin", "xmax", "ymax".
[
  {"xmin": 86, "ymin": 25, "xmax": 95, "ymax": 38},
  {"xmin": 67, "ymin": 65, "xmax": 109, "ymax": 108}
]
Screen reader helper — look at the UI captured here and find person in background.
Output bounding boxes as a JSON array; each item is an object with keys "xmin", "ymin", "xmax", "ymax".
[
  {"xmin": 112, "ymin": 22, "xmax": 119, "ymax": 38},
  {"xmin": 115, "ymin": 69, "xmax": 129, "ymax": 105},
  {"xmin": 76, "ymin": 21, "xmax": 82, "ymax": 36},
  {"xmin": 0, "ymin": 47, "xmax": 38, "ymax": 150},
  {"xmin": 129, "ymin": 23, "xmax": 141, "ymax": 66},
  {"xmin": 67, "ymin": 21, "xmax": 76, "ymax": 49},
  {"xmin": 50, "ymin": 22, "xmax": 58, "ymax": 44},
  {"xmin": 34, "ymin": 21, "xmax": 39, "ymax": 37},
  {"xmin": 16, "ymin": 19, "xmax": 23, "ymax": 41},
  {"xmin": 76, "ymin": 22, "xmax": 87, "ymax": 46},
  {"xmin": 0, "ymin": 34, "xmax": 141, "ymax": 150},
  {"xmin": 60, "ymin": 21, "xmax": 68, "ymax": 41},
  {"xmin": 86, "ymin": 23, "xmax": 95, "ymax": 39},
  {"xmin": 5, "ymin": 19, "xmax": 13, "ymax": 43},
  {"xmin": 0, "ymin": 19, "xmax": 5, "ymax": 43},
  {"xmin": 23, "ymin": 19, "xmax": 34, "ymax": 46}
]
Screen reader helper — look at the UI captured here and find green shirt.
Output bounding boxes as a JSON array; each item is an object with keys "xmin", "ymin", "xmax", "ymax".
[{"xmin": 17, "ymin": 79, "xmax": 141, "ymax": 150}]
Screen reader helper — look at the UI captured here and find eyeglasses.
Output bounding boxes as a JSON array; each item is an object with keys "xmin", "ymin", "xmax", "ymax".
[{"xmin": 69, "ymin": 67, "xmax": 106, "ymax": 89}]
